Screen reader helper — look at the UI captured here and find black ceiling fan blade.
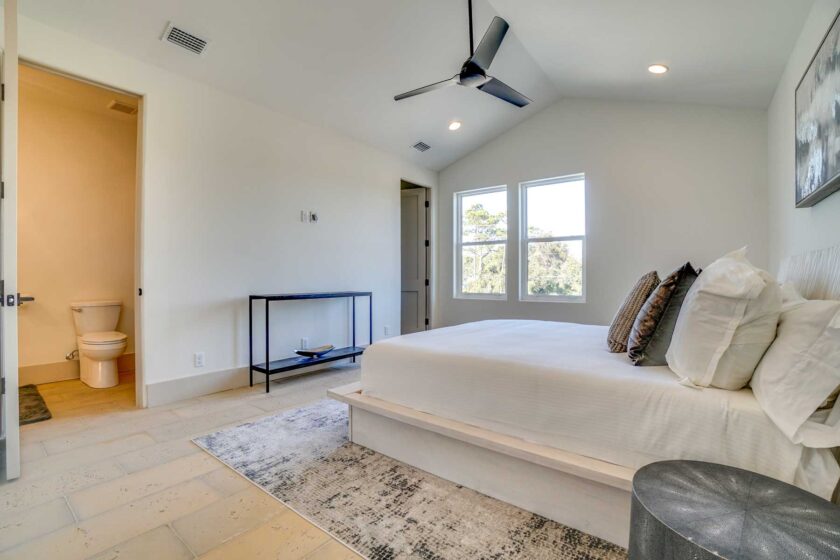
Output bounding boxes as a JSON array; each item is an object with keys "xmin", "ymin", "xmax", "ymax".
[
  {"xmin": 478, "ymin": 77, "xmax": 531, "ymax": 107},
  {"xmin": 394, "ymin": 76, "xmax": 459, "ymax": 101},
  {"xmin": 469, "ymin": 16, "xmax": 509, "ymax": 71}
]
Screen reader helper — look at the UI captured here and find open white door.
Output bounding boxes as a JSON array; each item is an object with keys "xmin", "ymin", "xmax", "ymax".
[
  {"xmin": 400, "ymin": 187, "xmax": 428, "ymax": 335},
  {"xmin": 1, "ymin": 0, "xmax": 20, "ymax": 481}
]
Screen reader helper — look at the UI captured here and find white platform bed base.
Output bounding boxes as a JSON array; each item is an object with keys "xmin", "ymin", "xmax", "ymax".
[
  {"xmin": 328, "ymin": 246, "xmax": 840, "ymax": 550},
  {"xmin": 328, "ymin": 382, "xmax": 635, "ymax": 547}
]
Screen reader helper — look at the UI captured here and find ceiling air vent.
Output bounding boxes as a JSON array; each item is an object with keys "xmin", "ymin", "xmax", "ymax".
[
  {"xmin": 161, "ymin": 22, "xmax": 208, "ymax": 55},
  {"xmin": 412, "ymin": 141, "xmax": 431, "ymax": 153},
  {"xmin": 108, "ymin": 100, "xmax": 138, "ymax": 115}
]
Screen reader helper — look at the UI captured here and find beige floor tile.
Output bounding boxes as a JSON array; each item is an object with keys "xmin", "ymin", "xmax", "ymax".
[
  {"xmin": 197, "ymin": 467, "xmax": 251, "ymax": 498},
  {"xmin": 1, "ymin": 366, "xmax": 360, "ymax": 560},
  {"xmin": 304, "ymin": 539, "xmax": 363, "ymax": 560},
  {"xmin": 146, "ymin": 405, "xmax": 266, "ymax": 443},
  {"xmin": 86, "ymin": 525, "xmax": 194, "ymax": 560},
  {"xmin": 43, "ymin": 410, "xmax": 181, "ymax": 455},
  {"xmin": 0, "ymin": 461, "xmax": 125, "ymax": 515},
  {"xmin": 0, "ymin": 479, "xmax": 220, "ymax": 560},
  {"xmin": 172, "ymin": 486, "xmax": 284, "ymax": 555},
  {"xmin": 114, "ymin": 440, "xmax": 200, "ymax": 474},
  {"xmin": 196, "ymin": 508, "xmax": 329, "ymax": 560},
  {"xmin": 19, "ymin": 442, "xmax": 46, "ymax": 463},
  {"xmin": 0, "ymin": 498, "xmax": 76, "ymax": 551},
  {"xmin": 70, "ymin": 453, "xmax": 221, "ymax": 520},
  {"xmin": 21, "ymin": 434, "xmax": 155, "ymax": 482}
]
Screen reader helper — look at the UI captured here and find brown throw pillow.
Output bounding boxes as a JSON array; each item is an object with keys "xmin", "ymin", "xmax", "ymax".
[
  {"xmin": 820, "ymin": 386, "xmax": 840, "ymax": 410},
  {"xmin": 628, "ymin": 263, "xmax": 699, "ymax": 366},
  {"xmin": 607, "ymin": 271, "xmax": 660, "ymax": 353}
]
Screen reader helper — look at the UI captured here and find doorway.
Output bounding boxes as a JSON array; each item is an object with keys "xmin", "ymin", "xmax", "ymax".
[
  {"xmin": 17, "ymin": 63, "xmax": 141, "ymax": 415},
  {"xmin": 400, "ymin": 181, "xmax": 430, "ymax": 334}
]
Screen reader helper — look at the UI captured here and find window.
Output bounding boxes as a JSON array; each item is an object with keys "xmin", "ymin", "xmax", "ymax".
[
  {"xmin": 519, "ymin": 175, "xmax": 586, "ymax": 302},
  {"xmin": 454, "ymin": 186, "xmax": 507, "ymax": 299}
]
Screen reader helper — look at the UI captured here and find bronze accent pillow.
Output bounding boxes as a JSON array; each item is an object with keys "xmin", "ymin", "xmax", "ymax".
[
  {"xmin": 628, "ymin": 263, "xmax": 699, "ymax": 366},
  {"xmin": 820, "ymin": 386, "xmax": 840, "ymax": 410},
  {"xmin": 607, "ymin": 271, "xmax": 660, "ymax": 353}
]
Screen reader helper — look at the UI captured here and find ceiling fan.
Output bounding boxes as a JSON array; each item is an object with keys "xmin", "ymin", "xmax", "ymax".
[{"xmin": 394, "ymin": 0, "xmax": 531, "ymax": 108}]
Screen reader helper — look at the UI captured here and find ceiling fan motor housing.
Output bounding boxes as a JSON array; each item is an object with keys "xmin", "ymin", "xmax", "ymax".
[{"xmin": 459, "ymin": 61, "xmax": 490, "ymax": 87}]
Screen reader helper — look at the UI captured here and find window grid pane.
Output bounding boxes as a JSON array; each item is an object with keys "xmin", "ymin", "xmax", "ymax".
[
  {"xmin": 526, "ymin": 239, "xmax": 583, "ymax": 297},
  {"xmin": 460, "ymin": 190, "xmax": 507, "ymax": 242},
  {"xmin": 525, "ymin": 180, "xmax": 585, "ymax": 239},
  {"xmin": 461, "ymin": 243, "xmax": 506, "ymax": 295}
]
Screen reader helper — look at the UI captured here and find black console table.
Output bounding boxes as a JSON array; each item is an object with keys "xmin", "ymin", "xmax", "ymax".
[{"xmin": 248, "ymin": 291, "xmax": 372, "ymax": 393}]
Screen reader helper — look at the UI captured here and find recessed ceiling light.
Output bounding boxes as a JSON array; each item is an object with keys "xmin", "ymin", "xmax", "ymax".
[
  {"xmin": 648, "ymin": 64, "xmax": 669, "ymax": 75},
  {"xmin": 448, "ymin": 121, "xmax": 462, "ymax": 131}
]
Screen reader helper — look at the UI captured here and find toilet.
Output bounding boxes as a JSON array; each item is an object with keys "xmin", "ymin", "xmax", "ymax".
[{"xmin": 71, "ymin": 300, "xmax": 127, "ymax": 388}]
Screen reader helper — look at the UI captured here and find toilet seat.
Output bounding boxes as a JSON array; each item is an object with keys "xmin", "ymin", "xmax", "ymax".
[{"xmin": 80, "ymin": 331, "xmax": 127, "ymax": 345}]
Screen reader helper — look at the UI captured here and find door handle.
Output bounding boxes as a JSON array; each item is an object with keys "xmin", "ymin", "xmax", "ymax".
[{"xmin": 16, "ymin": 294, "xmax": 35, "ymax": 306}]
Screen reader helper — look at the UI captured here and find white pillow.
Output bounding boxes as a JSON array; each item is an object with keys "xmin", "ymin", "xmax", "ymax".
[
  {"xmin": 751, "ymin": 299, "xmax": 840, "ymax": 447},
  {"xmin": 666, "ymin": 248, "xmax": 781, "ymax": 390}
]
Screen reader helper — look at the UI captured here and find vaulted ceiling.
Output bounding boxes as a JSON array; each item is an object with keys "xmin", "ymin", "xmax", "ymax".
[{"xmin": 20, "ymin": 0, "xmax": 814, "ymax": 171}]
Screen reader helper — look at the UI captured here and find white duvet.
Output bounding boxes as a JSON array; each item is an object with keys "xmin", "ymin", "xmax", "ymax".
[{"xmin": 361, "ymin": 320, "xmax": 840, "ymax": 499}]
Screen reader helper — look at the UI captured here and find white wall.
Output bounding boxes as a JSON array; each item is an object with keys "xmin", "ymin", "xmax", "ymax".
[
  {"xmin": 17, "ymin": 16, "xmax": 436, "ymax": 397},
  {"xmin": 438, "ymin": 98, "xmax": 768, "ymax": 327},
  {"xmin": 768, "ymin": 0, "xmax": 840, "ymax": 273}
]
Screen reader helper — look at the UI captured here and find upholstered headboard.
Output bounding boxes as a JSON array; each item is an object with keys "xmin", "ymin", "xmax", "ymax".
[{"xmin": 778, "ymin": 244, "xmax": 840, "ymax": 300}]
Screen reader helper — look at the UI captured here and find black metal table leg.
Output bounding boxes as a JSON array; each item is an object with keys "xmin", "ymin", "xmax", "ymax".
[
  {"xmin": 352, "ymin": 296, "xmax": 356, "ymax": 363},
  {"xmin": 265, "ymin": 300, "xmax": 270, "ymax": 393},
  {"xmin": 249, "ymin": 297, "xmax": 253, "ymax": 387}
]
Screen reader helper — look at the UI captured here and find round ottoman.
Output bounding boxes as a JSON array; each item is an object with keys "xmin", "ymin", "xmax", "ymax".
[{"xmin": 629, "ymin": 460, "xmax": 840, "ymax": 559}]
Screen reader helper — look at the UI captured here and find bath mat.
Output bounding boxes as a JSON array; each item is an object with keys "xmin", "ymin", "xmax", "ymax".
[
  {"xmin": 19, "ymin": 384, "xmax": 52, "ymax": 425},
  {"xmin": 193, "ymin": 399, "xmax": 626, "ymax": 560}
]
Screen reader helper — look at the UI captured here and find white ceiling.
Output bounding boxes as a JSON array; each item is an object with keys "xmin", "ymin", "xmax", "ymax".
[
  {"xmin": 489, "ymin": 0, "xmax": 814, "ymax": 108},
  {"xmin": 20, "ymin": 0, "xmax": 814, "ymax": 171}
]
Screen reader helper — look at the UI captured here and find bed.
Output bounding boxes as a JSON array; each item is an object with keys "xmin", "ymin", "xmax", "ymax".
[{"xmin": 329, "ymin": 244, "xmax": 840, "ymax": 547}]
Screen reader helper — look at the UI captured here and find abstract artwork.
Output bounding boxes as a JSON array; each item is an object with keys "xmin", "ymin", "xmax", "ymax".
[{"xmin": 796, "ymin": 11, "xmax": 840, "ymax": 208}]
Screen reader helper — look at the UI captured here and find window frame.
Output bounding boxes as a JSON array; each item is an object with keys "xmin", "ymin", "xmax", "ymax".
[
  {"xmin": 453, "ymin": 185, "xmax": 508, "ymax": 301},
  {"xmin": 518, "ymin": 174, "xmax": 587, "ymax": 303}
]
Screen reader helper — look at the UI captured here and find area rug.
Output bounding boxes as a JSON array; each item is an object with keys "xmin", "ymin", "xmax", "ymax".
[
  {"xmin": 193, "ymin": 399, "xmax": 627, "ymax": 560},
  {"xmin": 19, "ymin": 384, "xmax": 52, "ymax": 425}
]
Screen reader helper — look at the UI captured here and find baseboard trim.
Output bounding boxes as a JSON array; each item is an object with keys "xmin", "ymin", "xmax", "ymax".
[
  {"xmin": 20, "ymin": 353, "xmax": 135, "ymax": 386},
  {"xmin": 145, "ymin": 360, "xmax": 350, "ymax": 407}
]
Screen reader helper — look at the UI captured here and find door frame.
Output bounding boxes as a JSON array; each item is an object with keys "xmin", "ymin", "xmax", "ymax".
[
  {"xmin": 2, "ymin": 0, "xmax": 20, "ymax": 481},
  {"xmin": 17, "ymin": 59, "xmax": 148, "ymax": 409}
]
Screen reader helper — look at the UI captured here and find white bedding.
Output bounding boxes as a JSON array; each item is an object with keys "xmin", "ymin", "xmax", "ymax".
[{"xmin": 361, "ymin": 320, "xmax": 840, "ymax": 499}]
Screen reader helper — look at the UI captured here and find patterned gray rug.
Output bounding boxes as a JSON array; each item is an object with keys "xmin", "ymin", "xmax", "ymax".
[
  {"xmin": 19, "ymin": 384, "xmax": 52, "ymax": 425},
  {"xmin": 193, "ymin": 399, "xmax": 627, "ymax": 560}
]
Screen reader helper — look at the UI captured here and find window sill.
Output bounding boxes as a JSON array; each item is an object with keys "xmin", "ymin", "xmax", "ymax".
[
  {"xmin": 519, "ymin": 295, "xmax": 586, "ymax": 304},
  {"xmin": 454, "ymin": 294, "xmax": 507, "ymax": 302}
]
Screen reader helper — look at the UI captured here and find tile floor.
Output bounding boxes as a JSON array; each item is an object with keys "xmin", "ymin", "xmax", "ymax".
[{"xmin": 0, "ymin": 366, "xmax": 362, "ymax": 559}]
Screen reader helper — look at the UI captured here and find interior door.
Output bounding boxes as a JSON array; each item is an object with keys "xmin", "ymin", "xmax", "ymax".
[
  {"xmin": 1, "ymin": 0, "xmax": 20, "ymax": 482},
  {"xmin": 400, "ymin": 188, "xmax": 428, "ymax": 334}
]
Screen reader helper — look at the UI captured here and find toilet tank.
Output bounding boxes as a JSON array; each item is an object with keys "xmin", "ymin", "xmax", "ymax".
[{"xmin": 71, "ymin": 300, "xmax": 122, "ymax": 335}]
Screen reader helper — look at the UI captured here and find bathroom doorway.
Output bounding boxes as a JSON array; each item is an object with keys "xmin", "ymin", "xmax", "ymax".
[{"xmin": 17, "ymin": 63, "xmax": 141, "ymax": 416}]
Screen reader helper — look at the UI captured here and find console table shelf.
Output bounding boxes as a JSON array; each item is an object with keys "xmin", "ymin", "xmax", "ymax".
[
  {"xmin": 249, "ymin": 291, "xmax": 372, "ymax": 393},
  {"xmin": 252, "ymin": 346, "xmax": 366, "ymax": 374}
]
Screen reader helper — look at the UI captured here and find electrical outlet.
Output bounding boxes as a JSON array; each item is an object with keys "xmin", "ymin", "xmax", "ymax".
[
  {"xmin": 193, "ymin": 352, "xmax": 205, "ymax": 368},
  {"xmin": 309, "ymin": 211, "xmax": 319, "ymax": 223},
  {"xmin": 384, "ymin": 325, "xmax": 392, "ymax": 336},
  {"xmin": 300, "ymin": 337, "xmax": 309, "ymax": 350}
]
